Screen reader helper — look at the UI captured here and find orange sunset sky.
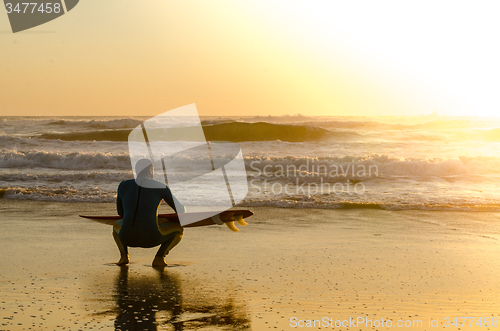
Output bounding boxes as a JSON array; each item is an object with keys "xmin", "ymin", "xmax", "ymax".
[{"xmin": 1, "ymin": 0, "xmax": 499, "ymax": 117}]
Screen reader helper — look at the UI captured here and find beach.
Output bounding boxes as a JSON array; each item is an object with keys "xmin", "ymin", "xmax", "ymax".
[
  {"xmin": 3, "ymin": 1, "xmax": 500, "ymax": 329},
  {"xmin": 1, "ymin": 116, "xmax": 500, "ymax": 330},
  {"xmin": 2, "ymin": 200, "xmax": 499, "ymax": 330}
]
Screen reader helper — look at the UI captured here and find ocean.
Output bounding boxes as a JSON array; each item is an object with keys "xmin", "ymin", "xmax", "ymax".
[{"xmin": 1, "ymin": 115, "xmax": 500, "ymax": 211}]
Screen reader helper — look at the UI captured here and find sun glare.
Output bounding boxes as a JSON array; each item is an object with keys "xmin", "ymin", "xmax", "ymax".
[{"xmin": 236, "ymin": 0, "xmax": 500, "ymax": 117}]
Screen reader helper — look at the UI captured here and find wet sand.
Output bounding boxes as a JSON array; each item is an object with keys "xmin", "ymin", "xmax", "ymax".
[{"xmin": 1, "ymin": 200, "xmax": 500, "ymax": 330}]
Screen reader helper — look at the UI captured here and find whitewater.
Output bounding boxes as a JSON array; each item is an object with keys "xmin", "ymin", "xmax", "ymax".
[{"xmin": 1, "ymin": 115, "xmax": 499, "ymax": 211}]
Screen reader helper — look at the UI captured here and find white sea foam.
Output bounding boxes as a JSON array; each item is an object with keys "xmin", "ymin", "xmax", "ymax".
[
  {"xmin": 1, "ymin": 116, "xmax": 499, "ymax": 208},
  {"xmin": 0, "ymin": 150, "xmax": 130, "ymax": 170}
]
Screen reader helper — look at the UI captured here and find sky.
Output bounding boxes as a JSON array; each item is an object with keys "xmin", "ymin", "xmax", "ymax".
[{"xmin": 0, "ymin": 0, "xmax": 499, "ymax": 117}]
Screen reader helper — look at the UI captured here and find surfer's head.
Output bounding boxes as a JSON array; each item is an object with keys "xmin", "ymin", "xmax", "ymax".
[{"xmin": 136, "ymin": 159, "xmax": 154, "ymax": 179}]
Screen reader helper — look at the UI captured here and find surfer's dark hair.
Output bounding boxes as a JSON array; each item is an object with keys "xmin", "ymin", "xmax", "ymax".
[{"xmin": 136, "ymin": 159, "xmax": 154, "ymax": 178}]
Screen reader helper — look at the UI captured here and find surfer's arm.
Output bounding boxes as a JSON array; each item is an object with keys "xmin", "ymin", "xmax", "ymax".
[{"xmin": 162, "ymin": 186, "xmax": 186, "ymax": 213}]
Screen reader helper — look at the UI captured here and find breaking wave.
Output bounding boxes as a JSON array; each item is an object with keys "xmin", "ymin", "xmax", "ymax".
[
  {"xmin": 246, "ymin": 155, "xmax": 500, "ymax": 178},
  {"xmin": 0, "ymin": 150, "xmax": 130, "ymax": 170},
  {"xmin": 36, "ymin": 122, "xmax": 357, "ymax": 142},
  {"xmin": 2, "ymin": 149, "xmax": 500, "ymax": 178}
]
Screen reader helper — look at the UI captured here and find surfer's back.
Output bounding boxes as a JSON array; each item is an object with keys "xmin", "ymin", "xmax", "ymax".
[{"xmin": 116, "ymin": 179, "xmax": 178, "ymax": 247}]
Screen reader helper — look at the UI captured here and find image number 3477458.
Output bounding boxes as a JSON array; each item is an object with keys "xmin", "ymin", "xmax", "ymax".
[
  {"xmin": 5, "ymin": 2, "xmax": 62, "ymax": 14},
  {"xmin": 4, "ymin": 0, "xmax": 79, "ymax": 33}
]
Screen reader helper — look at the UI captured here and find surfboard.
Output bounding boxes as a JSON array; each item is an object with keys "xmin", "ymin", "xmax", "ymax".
[{"xmin": 79, "ymin": 210, "xmax": 253, "ymax": 232}]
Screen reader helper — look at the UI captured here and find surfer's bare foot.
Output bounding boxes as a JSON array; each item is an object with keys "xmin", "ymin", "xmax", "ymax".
[
  {"xmin": 116, "ymin": 255, "xmax": 129, "ymax": 266},
  {"xmin": 152, "ymin": 256, "xmax": 167, "ymax": 267}
]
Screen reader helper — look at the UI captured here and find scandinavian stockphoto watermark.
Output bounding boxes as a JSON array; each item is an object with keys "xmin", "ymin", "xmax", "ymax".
[
  {"xmin": 290, "ymin": 316, "xmax": 499, "ymax": 329},
  {"xmin": 249, "ymin": 159, "xmax": 378, "ymax": 196},
  {"xmin": 4, "ymin": 0, "xmax": 79, "ymax": 33},
  {"xmin": 290, "ymin": 316, "xmax": 423, "ymax": 329},
  {"xmin": 127, "ymin": 104, "xmax": 249, "ymax": 227}
]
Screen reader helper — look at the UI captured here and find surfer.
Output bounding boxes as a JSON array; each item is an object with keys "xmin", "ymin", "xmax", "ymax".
[{"xmin": 114, "ymin": 159, "xmax": 186, "ymax": 267}]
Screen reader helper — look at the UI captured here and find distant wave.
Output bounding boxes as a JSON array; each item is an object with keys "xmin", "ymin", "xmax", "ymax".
[
  {"xmin": 38, "ymin": 130, "xmax": 131, "ymax": 142},
  {"xmin": 30, "ymin": 119, "xmax": 500, "ymax": 144},
  {"xmin": 311, "ymin": 118, "xmax": 480, "ymax": 131},
  {"xmin": 37, "ymin": 122, "xmax": 357, "ymax": 142},
  {"xmin": 237, "ymin": 114, "xmax": 318, "ymax": 123},
  {"xmin": 480, "ymin": 128, "xmax": 500, "ymax": 141},
  {"xmin": 2, "ymin": 115, "xmax": 497, "ymax": 131},
  {"xmin": 0, "ymin": 171, "xmax": 131, "ymax": 182},
  {"xmin": 0, "ymin": 134, "xmax": 30, "ymax": 144},
  {"xmin": 202, "ymin": 122, "xmax": 353, "ymax": 142},
  {"xmin": 231, "ymin": 115, "xmax": 482, "ymax": 130},
  {"xmin": 0, "ymin": 117, "xmax": 143, "ymax": 129},
  {"xmin": 47, "ymin": 118, "xmax": 143, "ymax": 129},
  {"xmin": 5, "ymin": 117, "xmax": 500, "ymax": 143},
  {"xmin": 0, "ymin": 150, "xmax": 130, "ymax": 170}
]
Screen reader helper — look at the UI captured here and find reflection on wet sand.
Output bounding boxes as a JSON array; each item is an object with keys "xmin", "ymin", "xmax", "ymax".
[{"xmin": 109, "ymin": 266, "xmax": 250, "ymax": 331}]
